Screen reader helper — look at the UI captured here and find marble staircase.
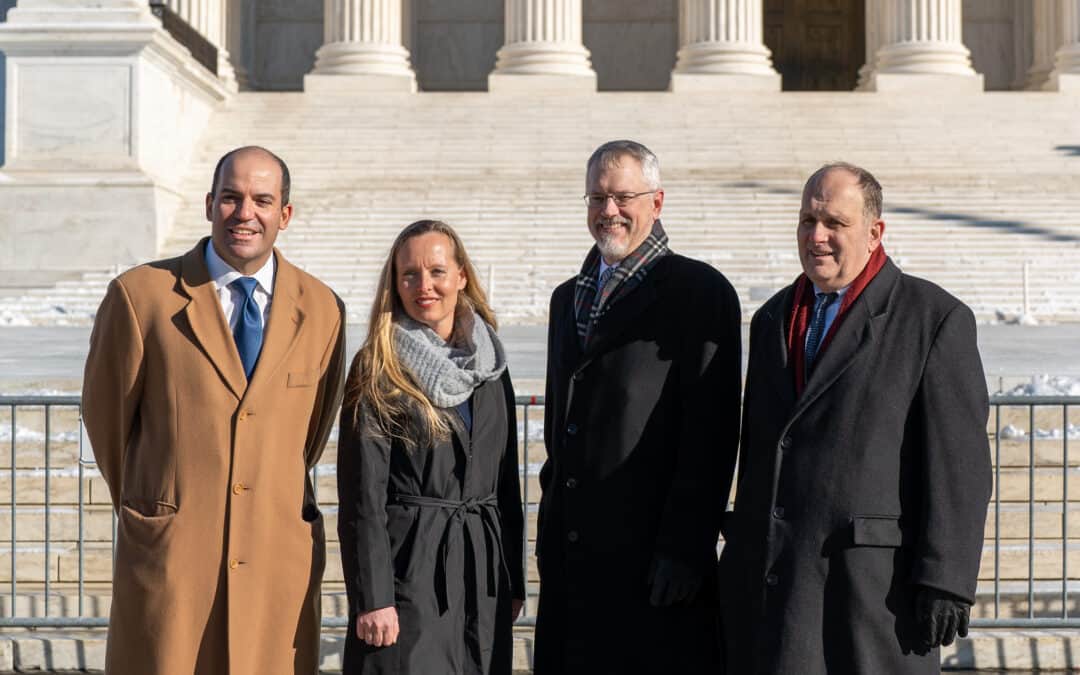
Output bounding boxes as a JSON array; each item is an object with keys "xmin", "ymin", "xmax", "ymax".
[{"xmin": 2, "ymin": 90, "xmax": 1080, "ymax": 325}]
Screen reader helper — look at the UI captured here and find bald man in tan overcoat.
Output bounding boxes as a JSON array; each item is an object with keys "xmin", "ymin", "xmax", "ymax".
[{"xmin": 83, "ymin": 147, "xmax": 346, "ymax": 674}]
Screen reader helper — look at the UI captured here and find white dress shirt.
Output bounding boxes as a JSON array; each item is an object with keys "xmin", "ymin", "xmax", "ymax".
[
  {"xmin": 805, "ymin": 284, "xmax": 849, "ymax": 350},
  {"xmin": 205, "ymin": 240, "xmax": 275, "ymax": 332}
]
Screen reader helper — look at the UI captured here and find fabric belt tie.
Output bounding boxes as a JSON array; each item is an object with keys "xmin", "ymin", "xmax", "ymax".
[{"xmin": 389, "ymin": 493, "xmax": 507, "ymax": 615}]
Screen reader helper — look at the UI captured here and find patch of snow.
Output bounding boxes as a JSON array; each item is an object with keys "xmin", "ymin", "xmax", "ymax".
[{"xmin": 999, "ymin": 375, "xmax": 1080, "ymax": 397}]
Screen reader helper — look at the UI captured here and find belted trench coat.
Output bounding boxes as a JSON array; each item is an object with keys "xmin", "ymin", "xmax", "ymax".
[{"xmin": 337, "ymin": 370, "xmax": 525, "ymax": 675}]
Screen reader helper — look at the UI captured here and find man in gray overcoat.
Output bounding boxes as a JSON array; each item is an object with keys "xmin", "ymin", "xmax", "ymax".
[
  {"xmin": 720, "ymin": 162, "xmax": 992, "ymax": 674},
  {"xmin": 533, "ymin": 140, "xmax": 742, "ymax": 674}
]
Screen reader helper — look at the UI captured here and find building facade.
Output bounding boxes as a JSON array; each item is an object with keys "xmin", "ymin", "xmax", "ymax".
[{"xmin": 0, "ymin": 0, "xmax": 1077, "ymax": 281}]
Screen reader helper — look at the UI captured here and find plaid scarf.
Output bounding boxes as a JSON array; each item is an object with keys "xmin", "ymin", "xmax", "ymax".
[{"xmin": 573, "ymin": 220, "xmax": 670, "ymax": 348}]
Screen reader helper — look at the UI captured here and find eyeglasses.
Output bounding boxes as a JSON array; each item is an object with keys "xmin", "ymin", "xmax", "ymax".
[{"xmin": 583, "ymin": 191, "xmax": 657, "ymax": 208}]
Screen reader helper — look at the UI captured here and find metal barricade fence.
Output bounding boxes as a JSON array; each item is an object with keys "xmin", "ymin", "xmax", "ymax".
[{"xmin": 1, "ymin": 394, "xmax": 1077, "ymax": 629}]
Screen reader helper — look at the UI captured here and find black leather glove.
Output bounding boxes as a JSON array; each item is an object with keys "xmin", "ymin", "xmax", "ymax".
[
  {"xmin": 648, "ymin": 556, "xmax": 702, "ymax": 607},
  {"xmin": 915, "ymin": 586, "xmax": 972, "ymax": 648}
]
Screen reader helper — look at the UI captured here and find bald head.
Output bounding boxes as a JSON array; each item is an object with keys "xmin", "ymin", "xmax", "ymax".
[{"xmin": 210, "ymin": 146, "xmax": 292, "ymax": 206}]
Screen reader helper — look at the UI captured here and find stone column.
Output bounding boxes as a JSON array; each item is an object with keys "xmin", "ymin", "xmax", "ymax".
[
  {"xmin": 856, "ymin": 0, "xmax": 884, "ymax": 90},
  {"xmin": 1046, "ymin": 0, "xmax": 1080, "ymax": 92},
  {"xmin": 670, "ymin": 0, "xmax": 780, "ymax": 92},
  {"xmin": 866, "ymin": 0, "xmax": 983, "ymax": 93},
  {"xmin": 225, "ymin": 0, "xmax": 251, "ymax": 89},
  {"xmin": 305, "ymin": 0, "xmax": 417, "ymax": 93},
  {"xmin": 487, "ymin": 0, "xmax": 596, "ymax": 93},
  {"xmin": 1023, "ymin": 0, "xmax": 1059, "ymax": 90}
]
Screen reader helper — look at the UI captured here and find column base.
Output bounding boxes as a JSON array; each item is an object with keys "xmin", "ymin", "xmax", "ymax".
[
  {"xmin": 487, "ymin": 72, "xmax": 596, "ymax": 94},
  {"xmin": 1044, "ymin": 72, "xmax": 1080, "ymax": 93},
  {"xmin": 864, "ymin": 72, "xmax": 984, "ymax": 93},
  {"xmin": 670, "ymin": 72, "xmax": 780, "ymax": 93},
  {"xmin": 304, "ymin": 72, "xmax": 417, "ymax": 94}
]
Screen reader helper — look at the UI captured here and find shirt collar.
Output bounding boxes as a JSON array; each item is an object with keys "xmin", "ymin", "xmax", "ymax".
[
  {"xmin": 812, "ymin": 284, "xmax": 849, "ymax": 300},
  {"xmin": 205, "ymin": 239, "xmax": 276, "ymax": 295},
  {"xmin": 598, "ymin": 257, "xmax": 615, "ymax": 281}
]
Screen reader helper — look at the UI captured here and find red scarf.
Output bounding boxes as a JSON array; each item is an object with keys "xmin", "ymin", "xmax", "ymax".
[{"xmin": 787, "ymin": 246, "xmax": 887, "ymax": 396}]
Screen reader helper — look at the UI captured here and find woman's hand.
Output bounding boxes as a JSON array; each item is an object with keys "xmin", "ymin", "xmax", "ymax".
[
  {"xmin": 356, "ymin": 606, "xmax": 399, "ymax": 647},
  {"xmin": 511, "ymin": 599, "xmax": 524, "ymax": 622}
]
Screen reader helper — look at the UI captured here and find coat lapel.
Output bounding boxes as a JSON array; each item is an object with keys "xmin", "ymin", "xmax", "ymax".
[
  {"xmin": 761, "ymin": 286, "xmax": 798, "ymax": 416},
  {"xmin": 790, "ymin": 260, "xmax": 899, "ymax": 420},
  {"xmin": 246, "ymin": 249, "xmax": 306, "ymax": 397},
  {"xmin": 179, "ymin": 240, "xmax": 247, "ymax": 400}
]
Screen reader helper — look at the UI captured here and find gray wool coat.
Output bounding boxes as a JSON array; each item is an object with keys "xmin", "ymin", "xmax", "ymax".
[{"xmin": 720, "ymin": 258, "xmax": 992, "ymax": 675}]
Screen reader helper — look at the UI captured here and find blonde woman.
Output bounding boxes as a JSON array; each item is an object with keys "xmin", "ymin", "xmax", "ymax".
[{"xmin": 337, "ymin": 220, "xmax": 525, "ymax": 675}]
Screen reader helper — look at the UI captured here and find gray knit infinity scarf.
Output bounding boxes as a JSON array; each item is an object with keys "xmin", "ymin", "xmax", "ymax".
[{"xmin": 393, "ymin": 307, "xmax": 507, "ymax": 408}]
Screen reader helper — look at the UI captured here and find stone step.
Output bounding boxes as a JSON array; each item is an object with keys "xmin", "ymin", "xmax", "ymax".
[{"xmin": 2, "ymin": 626, "xmax": 1078, "ymax": 672}]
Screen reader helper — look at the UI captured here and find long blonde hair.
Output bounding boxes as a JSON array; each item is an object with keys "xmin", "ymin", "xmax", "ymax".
[{"xmin": 344, "ymin": 220, "xmax": 498, "ymax": 449}]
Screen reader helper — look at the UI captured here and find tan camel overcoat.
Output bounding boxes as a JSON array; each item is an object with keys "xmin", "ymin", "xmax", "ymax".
[{"xmin": 82, "ymin": 239, "xmax": 346, "ymax": 674}]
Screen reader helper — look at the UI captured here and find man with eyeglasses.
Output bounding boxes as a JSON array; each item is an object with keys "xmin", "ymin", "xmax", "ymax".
[{"xmin": 533, "ymin": 139, "xmax": 742, "ymax": 674}]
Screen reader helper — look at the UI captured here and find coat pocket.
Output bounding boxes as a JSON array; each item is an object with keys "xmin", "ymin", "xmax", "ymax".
[
  {"xmin": 851, "ymin": 515, "xmax": 903, "ymax": 548},
  {"xmin": 119, "ymin": 500, "xmax": 178, "ymax": 552}
]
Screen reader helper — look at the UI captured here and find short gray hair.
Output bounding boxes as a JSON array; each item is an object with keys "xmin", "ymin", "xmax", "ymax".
[
  {"xmin": 587, "ymin": 140, "xmax": 661, "ymax": 190},
  {"xmin": 805, "ymin": 162, "xmax": 883, "ymax": 222}
]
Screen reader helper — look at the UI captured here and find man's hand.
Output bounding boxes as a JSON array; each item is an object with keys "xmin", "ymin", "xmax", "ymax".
[
  {"xmin": 648, "ymin": 556, "xmax": 702, "ymax": 607},
  {"xmin": 356, "ymin": 606, "xmax": 399, "ymax": 648},
  {"xmin": 915, "ymin": 586, "xmax": 971, "ymax": 648}
]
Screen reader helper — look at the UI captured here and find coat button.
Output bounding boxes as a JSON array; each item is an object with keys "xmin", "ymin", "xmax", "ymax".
[
  {"xmin": 765, "ymin": 573, "xmax": 778, "ymax": 586},
  {"xmin": 566, "ymin": 423, "xmax": 578, "ymax": 436},
  {"xmin": 772, "ymin": 506, "xmax": 785, "ymax": 519},
  {"xmin": 238, "ymin": 411, "xmax": 248, "ymax": 422},
  {"xmin": 229, "ymin": 559, "xmax": 240, "ymax": 570},
  {"xmin": 780, "ymin": 436, "xmax": 792, "ymax": 449},
  {"xmin": 233, "ymin": 483, "xmax": 245, "ymax": 495},
  {"xmin": 567, "ymin": 530, "xmax": 579, "ymax": 543},
  {"xmin": 566, "ymin": 477, "xmax": 578, "ymax": 489}
]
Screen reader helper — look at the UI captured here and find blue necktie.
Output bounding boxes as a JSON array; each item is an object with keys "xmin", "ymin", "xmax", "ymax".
[
  {"xmin": 805, "ymin": 291, "xmax": 839, "ymax": 375},
  {"xmin": 230, "ymin": 277, "xmax": 263, "ymax": 380}
]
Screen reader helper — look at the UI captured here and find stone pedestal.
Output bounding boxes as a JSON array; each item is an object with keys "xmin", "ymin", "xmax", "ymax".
[
  {"xmin": 670, "ymin": 0, "xmax": 780, "ymax": 92},
  {"xmin": 866, "ymin": 0, "xmax": 983, "ymax": 93},
  {"xmin": 1046, "ymin": 0, "xmax": 1080, "ymax": 92},
  {"xmin": 305, "ymin": 0, "xmax": 417, "ymax": 93},
  {"xmin": 0, "ymin": 0, "xmax": 231, "ymax": 275},
  {"xmin": 487, "ymin": 0, "xmax": 596, "ymax": 93}
]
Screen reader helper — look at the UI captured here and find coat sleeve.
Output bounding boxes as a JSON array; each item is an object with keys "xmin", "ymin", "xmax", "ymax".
[
  {"xmin": 336, "ymin": 394, "xmax": 396, "ymax": 615},
  {"xmin": 654, "ymin": 272, "xmax": 743, "ymax": 572},
  {"xmin": 303, "ymin": 295, "xmax": 347, "ymax": 469},
  {"xmin": 497, "ymin": 370, "xmax": 526, "ymax": 600},
  {"xmin": 910, "ymin": 302, "xmax": 992, "ymax": 604},
  {"xmin": 82, "ymin": 278, "xmax": 146, "ymax": 511}
]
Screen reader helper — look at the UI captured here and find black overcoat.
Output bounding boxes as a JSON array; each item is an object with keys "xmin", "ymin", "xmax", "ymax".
[
  {"xmin": 534, "ymin": 253, "xmax": 743, "ymax": 674},
  {"xmin": 337, "ymin": 371, "xmax": 525, "ymax": 675},
  {"xmin": 720, "ymin": 259, "xmax": 992, "ymax": 674}
]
